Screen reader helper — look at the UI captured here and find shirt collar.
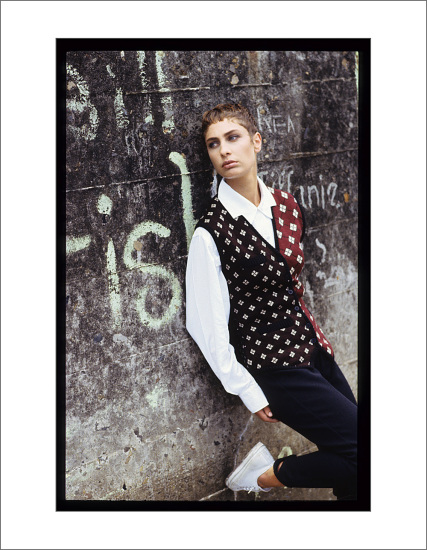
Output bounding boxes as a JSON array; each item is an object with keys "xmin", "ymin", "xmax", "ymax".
[{"xmin": 218, "ymin": 177, "xmax": 277, "ymax": 223}]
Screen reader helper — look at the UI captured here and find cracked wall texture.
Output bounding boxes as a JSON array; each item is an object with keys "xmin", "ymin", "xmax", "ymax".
[{"xmin": 65, "ymin": 49, "xmax": 358, "ymax": 501}]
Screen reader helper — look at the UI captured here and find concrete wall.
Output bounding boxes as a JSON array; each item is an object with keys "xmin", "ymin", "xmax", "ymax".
[{"xmin": 65, "ymin": 49, "xmax": 358, "ymax": 501}]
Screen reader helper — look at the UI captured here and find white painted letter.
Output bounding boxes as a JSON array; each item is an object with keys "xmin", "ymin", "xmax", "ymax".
[
  {"xmin": 106, "ymin": 239, "xmax": 122, "ymax": 328},
  {"xmin": 327, "ymin": 182, "xmax": 338, "ymax": 207},
  {"xmin": 123, "ymin": 221, "xmax": 182, "ymax": 329},
  {"xmin": 155, "ymin": 51, "xmax": 174, "ymax": 133},
  {"xmin": 315, "ymin": 239, "xmax": 327, "ymax": 263},
  {"xmin": 66, "ymin": 235, "xmax": 92, "ymax": 255},
  {"xmin": 307, "ymin": 185, "xmax": 320, "ymax": 209},
  {"xmin": 66, "ymin": 64, "xmax": 99, "ymax": 141},
  {"xmin": 114, "ymin": 88, "xmax": 129, "ymax": 129},
  {"xmin": 169, "ymin": 152, "xmax": 196, "ymax": 251},
  {"xmin": 299, "ymin": 187, "xmax": 307, "ymax": 208}
]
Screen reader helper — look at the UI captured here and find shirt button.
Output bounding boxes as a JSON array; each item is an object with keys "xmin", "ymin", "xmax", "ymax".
[
  {"xmin": 310, "ymin": 338, "xmax": 316, "ymax": 344},
  {"xmin": 287, "ymin": 289, "xmax": 294, "ymax": 295},
  {"xmin": 305, "ymin": 323, "xmax": 310, "ymax": 330},
  {"xmin": 294, "ymin": 306, "xmax": 300, "ymax": 311}
]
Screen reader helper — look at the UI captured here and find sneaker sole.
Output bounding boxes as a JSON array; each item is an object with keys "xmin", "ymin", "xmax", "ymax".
[{"xmin": 225, "ymin": 442, "xmax": 266, "ymax": 489}]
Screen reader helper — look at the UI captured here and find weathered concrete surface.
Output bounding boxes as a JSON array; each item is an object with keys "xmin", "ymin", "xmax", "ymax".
[{"xmin": 65, "ymin": 49, "xmax": 358, "ymax": 501}]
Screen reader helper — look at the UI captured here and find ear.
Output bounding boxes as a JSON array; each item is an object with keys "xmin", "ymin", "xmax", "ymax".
[{"xmin": 253, "ymin": 132, "xmax": 262, "ymax": 153}]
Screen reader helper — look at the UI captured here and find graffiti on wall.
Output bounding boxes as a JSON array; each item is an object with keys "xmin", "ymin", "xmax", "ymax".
[
  {"xmin": 66, "ymin": 53, "xmax": 351, "ymax": 332},
  {"xmin": 258, "ymin": 167, "xmax": 341, "ymax": 210},
  {"xmin": 66, "ymin": 178, "xmax": 193, "ymax": 331},
  {"xmin": 256, "ymin": 104, "xmax": 296, "ymax": 135}
]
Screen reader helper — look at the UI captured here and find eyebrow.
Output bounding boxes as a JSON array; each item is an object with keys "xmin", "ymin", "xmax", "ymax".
[{"xmin": 205, "ymin": 129, "xmax": 241, "ymax": 143}]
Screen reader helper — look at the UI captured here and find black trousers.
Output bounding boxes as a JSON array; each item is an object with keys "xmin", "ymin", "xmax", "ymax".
[{"xmin": 253, "ymin": 348, "xmax": 358, "ymax": 500}]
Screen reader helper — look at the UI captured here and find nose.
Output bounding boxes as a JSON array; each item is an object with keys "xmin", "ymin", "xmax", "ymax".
[{"xmin": 219, "ymin": 141, "xmax": 231, "ymax": 156}]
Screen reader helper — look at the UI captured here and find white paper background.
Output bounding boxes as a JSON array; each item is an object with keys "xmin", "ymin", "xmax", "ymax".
[{"xmin": 1, "ymin": 1, "xmax": 426, "ymax": 549}]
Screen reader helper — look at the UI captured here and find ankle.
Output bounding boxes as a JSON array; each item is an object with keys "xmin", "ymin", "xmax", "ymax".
[
  {"xmin": 257, "ymin": 467, "xmax": 273, "ymax": 488},
  {"xmin": 257, "ymin": 474, "xmax": 266, "ymax": 488},
  {"xmin": 258, "ymin": 462, "xmax": 284, "ymax": 489}
]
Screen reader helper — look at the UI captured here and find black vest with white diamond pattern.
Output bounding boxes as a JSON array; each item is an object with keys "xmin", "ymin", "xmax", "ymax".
[{"xmin": 196, "ymin": 186, "xmax": 334, "ymax": 374}]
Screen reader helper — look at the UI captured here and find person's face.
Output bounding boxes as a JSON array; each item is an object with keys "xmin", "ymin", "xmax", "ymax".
[{"xmin": 204, "ymin": 118, "xmax": 262, "ymax": 182}]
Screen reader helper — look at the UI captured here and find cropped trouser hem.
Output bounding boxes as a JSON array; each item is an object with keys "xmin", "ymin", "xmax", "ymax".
[{"xmin": 273, "ymin": 457, "xmax": 286, "ymax": 480}]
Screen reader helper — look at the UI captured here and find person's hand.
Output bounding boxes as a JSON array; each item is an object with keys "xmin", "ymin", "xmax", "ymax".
[{"xmin": 254, "ymin": 405, "xmax": 279, "ymax": 423}]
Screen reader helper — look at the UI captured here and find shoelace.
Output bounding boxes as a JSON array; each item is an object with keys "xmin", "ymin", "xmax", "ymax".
[{"xmin": 243, "ymin": 486, "xmax": 260, "ymax": 494}]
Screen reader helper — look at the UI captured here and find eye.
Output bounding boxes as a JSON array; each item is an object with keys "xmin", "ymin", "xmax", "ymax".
[
  {"xmin": 228, "ymin": 134, "xmax": 239, "ymax": 141},
  {"xmin": 207, "ymin": 141, "xmax": 218, "ymax": 149}
]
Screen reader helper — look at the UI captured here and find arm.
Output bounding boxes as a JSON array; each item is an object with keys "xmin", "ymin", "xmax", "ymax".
[{"xmin": 185, "ymin": 227, "xmax": 277, "ymax": 419}]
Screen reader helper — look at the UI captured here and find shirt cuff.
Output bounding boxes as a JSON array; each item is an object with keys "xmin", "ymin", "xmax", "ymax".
[{"xmin": 238, "ymin": 381, "xmax": 270, "ymax": 414}]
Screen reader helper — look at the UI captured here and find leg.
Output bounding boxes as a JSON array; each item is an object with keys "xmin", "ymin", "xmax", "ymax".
[
  {"xmin": 315, "ymin": 349, "xmax": 357, "ymax": 406},
  {"xmin": 254, "ymin": 363, "xmax": 358, "ymax": 499},
  {"xmin": 308, "ymin": 350, "xmax": 358, "ymax": 499}
]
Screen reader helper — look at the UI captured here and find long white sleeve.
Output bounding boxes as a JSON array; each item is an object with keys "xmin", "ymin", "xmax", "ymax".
[{"xmin": 185, "ymin": 227, "xmax": 269, "ymax": 414}]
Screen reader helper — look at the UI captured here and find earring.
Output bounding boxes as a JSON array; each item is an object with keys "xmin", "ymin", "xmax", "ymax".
[{"xmin": 210, "ymin": 169, "xmax": 219, "ymax": 197}]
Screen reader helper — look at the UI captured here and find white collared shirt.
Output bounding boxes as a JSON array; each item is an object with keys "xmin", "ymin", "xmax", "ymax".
[{"xmin": 185, "ymin": 177, "xmax": 277, "ymax": 413}]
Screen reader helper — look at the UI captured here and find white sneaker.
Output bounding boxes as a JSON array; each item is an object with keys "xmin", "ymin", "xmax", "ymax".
[{"xmin": 226, "ymin": 442, "xmax": 275, "ymax": 493}]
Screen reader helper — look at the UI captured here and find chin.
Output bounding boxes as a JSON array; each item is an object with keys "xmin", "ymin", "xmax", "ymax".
[{"xmin": 221, "ymin": 169, "xmax": 242, "ymax": 179}]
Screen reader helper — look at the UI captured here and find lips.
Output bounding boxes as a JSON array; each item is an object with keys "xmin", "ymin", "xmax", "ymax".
[{"xmin": 222, "ymin": 160, "xmax": 238, "ymax": 168}]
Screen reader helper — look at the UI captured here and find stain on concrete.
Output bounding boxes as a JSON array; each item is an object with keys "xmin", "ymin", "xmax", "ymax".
[{"xmin": 199, "ymin": 417, "xmax": 208, "ymax": 431}]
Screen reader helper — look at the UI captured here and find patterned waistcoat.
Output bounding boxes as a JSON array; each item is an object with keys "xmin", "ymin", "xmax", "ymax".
[{"xmin": 196, "ymin": 187, "xmax": 334, "ymax": 374}]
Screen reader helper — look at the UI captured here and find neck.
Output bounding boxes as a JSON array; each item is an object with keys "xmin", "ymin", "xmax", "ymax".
[{"xmin": 224, "ymin": 172, "xmax": 261, "ymax": 207}]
